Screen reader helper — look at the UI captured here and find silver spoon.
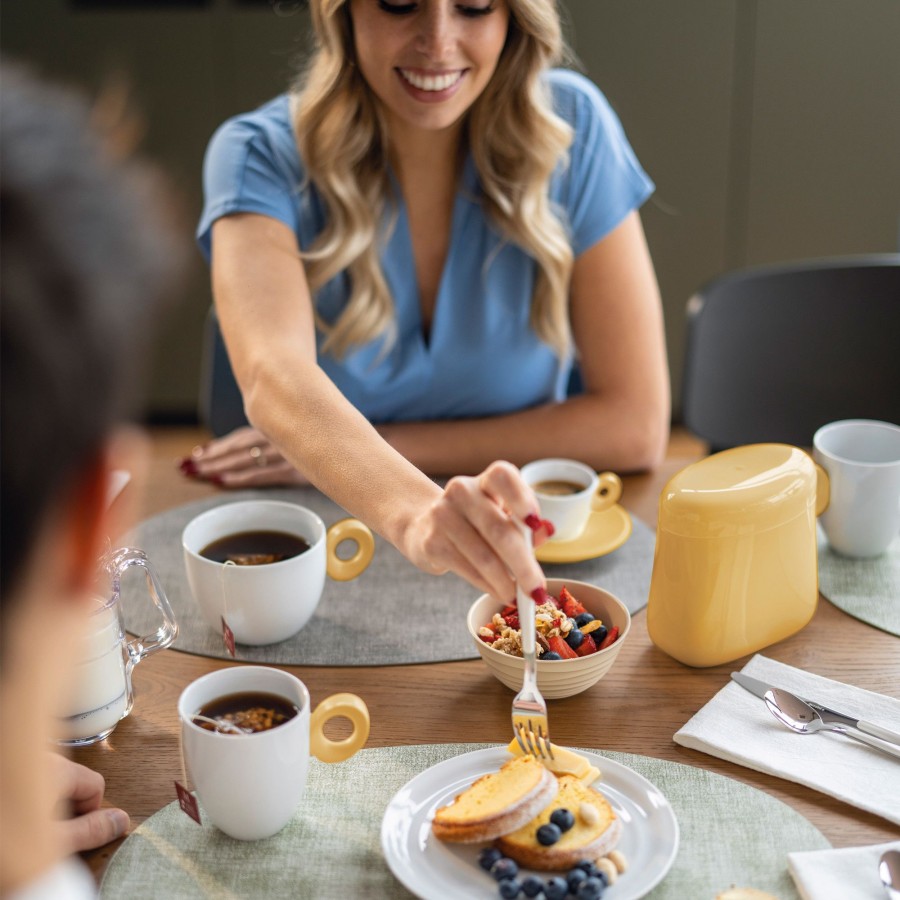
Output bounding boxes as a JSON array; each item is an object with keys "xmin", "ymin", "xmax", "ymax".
[
  {"xmin": 764, "ymin": 689, "xmax": 900, "ymax": 760},
  {"xmin": 881, "ymin": 849, "xmax": 900, "ymax": 899}
]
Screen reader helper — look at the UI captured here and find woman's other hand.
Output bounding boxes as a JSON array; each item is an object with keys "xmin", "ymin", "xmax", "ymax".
[
  {"xmin": 402, "ymin": 460, "xmax": 554, "ymax": 604},
  {"xmin": 178, "ymin": 426, "xmax": 310, "ymax": 488}
]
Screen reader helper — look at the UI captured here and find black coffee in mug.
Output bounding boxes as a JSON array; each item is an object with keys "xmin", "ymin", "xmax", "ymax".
[
  {"xmin": 532, "ymin": 479, "xmax": 586, "ymax": 496},
  {"xmin": 200, "ymin": 530, "xmax": 310, "ymax": 566}
]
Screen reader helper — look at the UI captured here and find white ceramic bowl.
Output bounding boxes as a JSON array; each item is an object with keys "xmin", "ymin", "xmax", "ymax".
[{"xmin": 466, "ymin": 578, "xmax": 631, "ymax": 699}]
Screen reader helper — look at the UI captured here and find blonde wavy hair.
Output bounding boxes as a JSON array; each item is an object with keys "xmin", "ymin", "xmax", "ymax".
[{"xmin": 292, "ymin": 0, "xmax": 574, "ymax": 359}]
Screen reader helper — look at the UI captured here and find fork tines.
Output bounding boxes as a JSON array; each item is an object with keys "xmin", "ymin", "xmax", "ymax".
[{"xmin": 513, "ymin": 720, "xmax": 554, "ymax": 760}]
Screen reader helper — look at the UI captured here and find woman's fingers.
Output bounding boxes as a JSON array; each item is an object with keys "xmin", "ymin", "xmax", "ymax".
[
  {"xmin": 178, "ymin": 426, "xmax": 307, "ymax": 487},
  {"xmin": 420, "ymin": 462, "xmax": 547, "ymax": 603}
]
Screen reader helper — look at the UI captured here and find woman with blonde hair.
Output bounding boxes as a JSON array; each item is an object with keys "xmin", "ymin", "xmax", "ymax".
[{"xmin": 187, "ymin": 0, "xmax": 669, "ymax": 604}]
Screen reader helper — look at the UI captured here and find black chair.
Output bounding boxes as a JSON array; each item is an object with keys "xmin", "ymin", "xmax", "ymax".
[
  {"xmin": 198, "ymin": 307, "xmax": 249, "ymax": 437},
  {"xmin": 681, "ymin": 254, "xmax": 900, "ymax": 451}
]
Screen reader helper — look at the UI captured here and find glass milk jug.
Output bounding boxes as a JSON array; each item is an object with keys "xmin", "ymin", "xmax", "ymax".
[{"xmin": 58, "ymin": 546, "xmax": 177, "ymax": 745}]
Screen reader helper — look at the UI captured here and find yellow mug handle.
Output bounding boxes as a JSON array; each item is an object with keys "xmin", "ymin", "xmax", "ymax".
[
  {"xmin": 309, "ymin": 692, "xmax": 370, "ymax": 763},
  {"xmin": 325, "ymin": 518, "xmax": 375, "ymax": 582},
  {"xmin": 813, "ymin": 462, "xmax": 830, "ymax": 516},
  {"xmin": 591, "ymin": 472, "xmax": 622, "ymax": 512}
]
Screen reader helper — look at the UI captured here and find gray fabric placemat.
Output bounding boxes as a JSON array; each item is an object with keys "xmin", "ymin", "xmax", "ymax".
[
  {"xmin": 99, "ymin": 743, "xmax": 828, "ymax": 900},
  {"xmin": 818, "ymin": 528, "xmax": 900, "ymax": 638},
  {"xmin": 123, "ymin": 489, "xmax": 657, "ymax": 666}
]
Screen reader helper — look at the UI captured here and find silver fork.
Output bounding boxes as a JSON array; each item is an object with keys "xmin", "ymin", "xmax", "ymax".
[{"xmin": 511, "ymin": 521, "xmax": 553, "ymax": 760}]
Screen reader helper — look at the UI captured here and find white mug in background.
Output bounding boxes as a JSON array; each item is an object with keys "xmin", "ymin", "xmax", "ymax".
[
  {"xmin": 813, "ymin": 419, "xmax": 900, "ymax": 558},
  {"xmin": 59, "ymin": 547, "xmax": 178, "ymax": 745},
  {"xmin": 520, "ymin": 458, "xmax": 622, "ymax": 543},
  {"xmin": 178, "ymin": 666, "xmax": 369, "ymax": 840},
  {"xmin": 182, "ymin": 500, "xmax": 375, "ymax": 645}
]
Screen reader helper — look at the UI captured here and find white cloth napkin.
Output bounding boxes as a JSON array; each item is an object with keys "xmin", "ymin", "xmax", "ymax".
[
  {"xmin": 674, "ymin": 654, "xmax": 900, "ymax": 825},
  {"xmin": 788, "ymin": 840, "xmax": 900, "ymax": 900}
]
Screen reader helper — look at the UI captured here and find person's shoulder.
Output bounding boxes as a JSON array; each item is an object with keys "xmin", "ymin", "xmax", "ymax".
[
  {"xmin": 206, "ymin": 94, "xmax": 297, "ymax": 165},
  {"xmin": 543, "ymin": 68, "xmax": 614, "ymax": 127}
]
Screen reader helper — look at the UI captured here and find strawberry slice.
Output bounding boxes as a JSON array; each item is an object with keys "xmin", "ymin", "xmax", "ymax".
[
  {"xmin": 547, "ymin": 635, "xmax": 578, "ymax": 660},
  {"xmin": 559, "ymin": 585, "xmax": 586, "ymax": 618},
  {"xmin": 575, "ymin": 634, "xmax": 598, "ymax": 657},
  {"xmin": 598, "ymin": 625, "xmax": 620, "ymax": 650}
]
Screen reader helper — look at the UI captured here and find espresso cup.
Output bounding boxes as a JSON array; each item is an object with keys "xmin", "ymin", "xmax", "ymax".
[
  {"xmin": 182, "ymin": 500, "xmax": 375, "ymax": 645},
  {"xmin": 813, "ymin": 419, "xmax": 900, "ymax": 558},
  {"xmin": 59, "ymin": 547, "xmax": 177, "ymax": 745},
  {"xmin": 178, "ymin": 666, "xmax": 369, "ymax": 840},
  {"xmin": 521, "ymin": 458, "xmax": 622, "ymax": 542}
]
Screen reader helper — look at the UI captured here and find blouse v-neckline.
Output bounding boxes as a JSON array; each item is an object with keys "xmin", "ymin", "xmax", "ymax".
[{"xmin": 389, "ymin": 156, "xmax": 478, "ymax": 351}]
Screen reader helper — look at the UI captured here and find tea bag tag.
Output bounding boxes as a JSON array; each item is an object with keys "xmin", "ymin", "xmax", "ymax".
[
  {"xmin": 221, "ymin": 616, "xmax": 235, "ymax": 658},
  {"xmin": 174, "ymin": 781, "xmax": 201, "ymax": 825}
]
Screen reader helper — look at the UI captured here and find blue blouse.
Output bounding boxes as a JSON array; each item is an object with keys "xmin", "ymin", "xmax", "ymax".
[{"xmin": 197, "ymin": 69, "xmax": 653, "ymax": 424}]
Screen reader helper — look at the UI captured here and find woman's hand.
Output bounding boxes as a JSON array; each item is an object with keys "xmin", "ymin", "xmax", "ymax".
[
  {"xmin": 179, "ymin": 426, "xmax": 310, "ymax": 488},
  {"xmin": 402, "ymin": 460, "xmax": 555, "ymax": 604},
  {"xmin": 50, "ymin": 755, "xmax": 130, "ymax": 853}
]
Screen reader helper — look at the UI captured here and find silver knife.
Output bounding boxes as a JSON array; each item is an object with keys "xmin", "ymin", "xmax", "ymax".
[{"xmin": 731, "ymin": 671, "xmax": 900, "ymax": 748}]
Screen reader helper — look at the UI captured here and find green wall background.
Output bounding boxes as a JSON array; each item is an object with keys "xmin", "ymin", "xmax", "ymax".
[{"xmin": 3, "ymin": 0, "xmax": 899, "ymax": 420}]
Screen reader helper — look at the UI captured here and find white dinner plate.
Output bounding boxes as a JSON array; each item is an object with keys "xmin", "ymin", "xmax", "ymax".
[{"xmin": 381, "ymin": 746, "xmax": 679, "ymax": 900}]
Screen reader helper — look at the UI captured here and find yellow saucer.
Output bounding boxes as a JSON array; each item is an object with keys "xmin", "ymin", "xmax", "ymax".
[{"xmin": 535, "ymin": 505, "xmax": 633, "ymax": 564}]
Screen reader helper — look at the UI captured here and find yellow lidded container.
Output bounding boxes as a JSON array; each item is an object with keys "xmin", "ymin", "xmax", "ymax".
[{"xmin": 647, "ymin": 444, "xmax": 829, "ymax": 667}]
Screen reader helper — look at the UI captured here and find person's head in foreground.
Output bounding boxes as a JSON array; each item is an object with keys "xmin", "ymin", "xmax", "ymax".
[{"xmin": 0, "ymin": 62, "xmax": 181, "ymax": 895}]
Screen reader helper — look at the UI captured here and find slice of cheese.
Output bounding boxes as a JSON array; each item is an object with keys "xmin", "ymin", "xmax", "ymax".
[{"xmin": 506, "ymin": 738, "xmax": 601, "ymax": 785}]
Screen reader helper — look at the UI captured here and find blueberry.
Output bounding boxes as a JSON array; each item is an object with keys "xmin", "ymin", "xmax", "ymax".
[
  {"xmin": 574, "ymin": 612, "xmax": 595, "ymax": 627},
  {"xmin": 520, "ymin": 874, "xmax": 544, "ymax": 898},
  {"xmin": 544, "ymin": 876, "xmax": 569, "ymax": 900},
  {"xmin": 536, "ymin": 823, "xmax": 562, "ymax": 845},
  {"xmin": 575, "ymin": 859, "xmax": 598, "ymax": 874},
  {"xmin": 498, "ymin": 878, "xmax": 522, "ymax": 899},
  {"xmin": 491, "ymin": 858, "xmax": 519, "ymax": 882},
  {"xmin": 595, "ymin": 871, "xmax": 609, "ymax": 887},
  {"xmin": 549, "ymin": 807, "xmax": 575, "ymax": 832},
  {"xmin": 565, "ymin": 628, "xmax": 584, "ymax": 650},
  {"xmin": 592, "ymin": 624, "xmax": 608, "ymax": 644},
  {"xmin": 576, "ymin": 875, "xmax": 606, "ymax": 899},
  {"xmin": 541, "ymin": 651, "xmax": 563, "ymax": 660},
  {"xmin": 567, "ymin": 867, "xmax": 589, "ymax": 891},
  {"xmin": 479, "ymin": 847, "xmax": 504, "ymax": 871}
]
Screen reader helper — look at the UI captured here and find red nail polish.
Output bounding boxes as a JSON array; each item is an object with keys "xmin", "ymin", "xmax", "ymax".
[
  {"xmin": 179, "ymin": 458, "xmax": 198, "ymax": 476},
  {"xmin": 208, "ymin": 474, "xmax": 224, "ymax": 486},
  {"xmin": 541, "ymin": 518, "xmax": 556, "ymax": 538},
  {"xmin": 531, "ymin": 587, "xmax": 548, "ymax": 605},
  {"xmin": 524, "ymin": 513, "xmax": 542, "ymax": 531}
]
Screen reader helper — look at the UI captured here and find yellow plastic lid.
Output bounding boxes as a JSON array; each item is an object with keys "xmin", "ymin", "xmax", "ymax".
[{"xmin": 658, "ymin": 444, "xmax": 819, "ymax": 537}]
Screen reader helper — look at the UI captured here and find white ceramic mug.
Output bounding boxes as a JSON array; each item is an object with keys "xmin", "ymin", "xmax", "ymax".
[
  {"xmin": 520, "ymin": 458, "xmax": 622, "ymax": 542},
  {"xmin": 59, "ymin": 547, "xmax": 177, "ymax": 745},
  {"xmin": 182, "ymin": 500, "xmax": 374, "ymax": 645},
  {"xmin": 178, "ymin": 666, "xmax": 369, "ymax": 841},
  {"xmin": 813, "ymin": 419, "xmax": 900, "ymax": 558}
]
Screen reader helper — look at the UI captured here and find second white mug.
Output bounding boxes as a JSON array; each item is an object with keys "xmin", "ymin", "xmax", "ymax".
[{"xmin": 813, "ymin": 419, "xmax": 900, "ymax": 558}]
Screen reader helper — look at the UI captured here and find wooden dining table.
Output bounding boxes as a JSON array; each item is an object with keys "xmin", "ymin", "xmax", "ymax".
[{"xmin": 78, "ymin": 426, "xmax": 900, "ymax": 884}]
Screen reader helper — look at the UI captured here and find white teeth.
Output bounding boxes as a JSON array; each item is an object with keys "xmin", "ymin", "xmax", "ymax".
[{"xmin": 400, "ymin": 69, "xmax": 462, "ymax": 92}]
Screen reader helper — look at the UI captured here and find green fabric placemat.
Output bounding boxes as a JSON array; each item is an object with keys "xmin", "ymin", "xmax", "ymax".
[
  {"xmin": 818, "ymin": 530, "xmax": 900, "ymax": 637},
  {"xmin": 99, "ymin": 743, "xmax": 828, "ymax": 899}
]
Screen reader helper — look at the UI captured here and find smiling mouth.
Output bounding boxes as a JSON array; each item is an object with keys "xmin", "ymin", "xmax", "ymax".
[{"xmin": 397, "ymin": 69, "xmax": 465, "ymax": 92}]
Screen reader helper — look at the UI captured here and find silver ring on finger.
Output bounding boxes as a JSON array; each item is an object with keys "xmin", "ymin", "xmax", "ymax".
[{"xmin": 248, "ymin": 445, "xmax": 268, "ymax": 467}]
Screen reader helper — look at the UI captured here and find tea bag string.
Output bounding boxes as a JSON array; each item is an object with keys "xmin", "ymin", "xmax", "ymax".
[{"xmin": 219, "ymin": 559, "xmax": 236, "ymax": 629}]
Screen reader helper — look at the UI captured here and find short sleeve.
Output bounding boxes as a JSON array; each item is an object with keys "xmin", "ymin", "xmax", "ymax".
[
  {"xmin": 196, "ymin": 95, "xmax": 303, "ymax": 262},
  {"xmin": 548, "ymin": 70, "xmax": 654, "ymax": 257}
]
